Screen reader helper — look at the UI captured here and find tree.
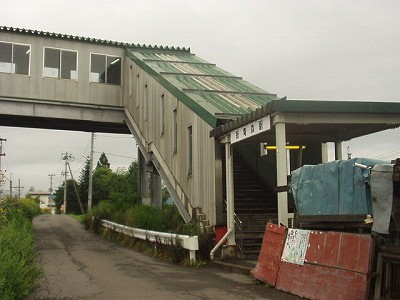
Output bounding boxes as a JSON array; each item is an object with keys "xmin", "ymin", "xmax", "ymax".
[
  {"xmin": 96, "ymin": 152, "xmax": 110, "ymax": 169},
  {"xmin": 79, "ymin": 158, "xmax": 90, "ymax": 205},
  {"xmin": 92, "ymin": 166, "xmax": 113, "ymax": 206},
  {"xmin": 54, "ymin": 179, "xmax": 83, "ymax": 214}
]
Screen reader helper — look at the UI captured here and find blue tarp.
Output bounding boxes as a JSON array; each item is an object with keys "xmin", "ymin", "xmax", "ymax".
[{"xmin": 291, "ymin": 158, "xmax": 388, "ymax": 216}]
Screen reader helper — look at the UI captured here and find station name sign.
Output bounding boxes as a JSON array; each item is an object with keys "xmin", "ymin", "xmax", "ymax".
[{"xmin": 230, "ymin": 116, "xmax": 271, "ymax": 144}]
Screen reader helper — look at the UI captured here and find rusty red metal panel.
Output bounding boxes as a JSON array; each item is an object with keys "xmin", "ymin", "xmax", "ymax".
[
  {"xmin": 305, "ymin": 231, "xmax": 341, "ymax": 268},
  {"xmin": 339, "ymin": 233, "xmax": 373, "ymax": 273},
  {"xmin": 322, "ymin": 231, "xmax": 341, "ymax": 267},
  {"xmin": 250, "ymin": 223, "xmax": 287, "ymax": 286},
  {"xmin": 276, "ymin": 261, "xmax": 369, "ymax": 300},
  {"xmin": 304, "ymin": 230, "xmax": 325, "ymax": 264},
  {"xmin": 304, "ymin": 230, "xmax": 373, "ymax": 273}
]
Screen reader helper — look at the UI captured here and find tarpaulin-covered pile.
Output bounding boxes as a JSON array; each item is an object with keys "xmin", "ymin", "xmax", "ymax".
[{"xmin": 290, "ymin": 158, "xmax": 389, "ymax": 216}]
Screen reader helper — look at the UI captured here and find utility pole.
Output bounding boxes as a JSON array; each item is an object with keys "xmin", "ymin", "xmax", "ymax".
[
  {"xmin": 66, "ymin": 160, "xmax": 84, "ymax": 214},
  {"xmin": 9, "ymin": 173, "xmax": 12, "ymax": 197},
  {"xmin": 88, "ymin": 132, "xmax": 95, "ymax": 210},
  {"xmin": 61, "ymin": 152, "xmax": 72, "ymax": 214},
  {"xmin": 16, "ymin": 179, "xmax": 24, "ymax": 199},
  {"xmin": 0, "ymin": 138, "xmax": 6, "ymax": 188},
  {"xmin": 48, "ymin": 173, "xmax": 55, "ymax": 192}
]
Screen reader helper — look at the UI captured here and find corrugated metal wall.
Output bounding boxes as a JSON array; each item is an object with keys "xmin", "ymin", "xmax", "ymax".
[{"xmin": 124, "ymin": 60, "xmax": 218, "ymax": 225}]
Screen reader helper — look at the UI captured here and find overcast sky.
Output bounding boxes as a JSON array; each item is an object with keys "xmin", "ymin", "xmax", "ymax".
[{"xmin": 1, "ymin": 0, "xmax": 400, "ymax": 193}]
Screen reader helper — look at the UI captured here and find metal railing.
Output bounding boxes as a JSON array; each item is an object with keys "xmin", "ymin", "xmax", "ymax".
[
  {"xmin": 223, "ymin": 200, "xmax": 244, "ymax": 259},
  {"xmin": 101, "ymin": 220, "xmax": 199, "ymax": 261},
  {"xmin": 234, "ymin": 212, "xmax": 244, "ymax": 259}
]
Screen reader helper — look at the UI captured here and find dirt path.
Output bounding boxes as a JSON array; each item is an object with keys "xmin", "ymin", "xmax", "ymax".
[{"xmin": 29, "ymin": 214, "xmax": 299, "ymax": 299}]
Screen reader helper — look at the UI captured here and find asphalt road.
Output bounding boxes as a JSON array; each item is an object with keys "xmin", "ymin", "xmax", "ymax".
[{"xmin": 29, "ymin": 215, "xmax": 299, "ymax": 300}]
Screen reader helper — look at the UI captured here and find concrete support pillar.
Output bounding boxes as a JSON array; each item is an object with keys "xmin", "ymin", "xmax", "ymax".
[
  {"xmin": 335, "ymin": 141, "xmax": 343, "ymax": 160},
  {"xmin": 276, "ymin": 122, "xmax": 289, "ymax": 227},
  {"xmin": 138, "ymin": 150, "xmax": 150, "ymax": 205},
  {"xmin": 225, "ymin": 142, "xmax": 236, "ymax": 246},
  {"xmin": 321, "ymin": 142, "xmax": 329, "ymax": 163},
  {"xmin": 150, "ymin": 170, "xmax": 162, "ymax": 208}
]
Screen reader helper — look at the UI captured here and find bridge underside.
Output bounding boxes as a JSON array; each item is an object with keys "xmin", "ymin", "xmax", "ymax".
[
  {"xmin": 0, "ymin": 96, "xmax": 191, "ymax": 222},
  {"xmin": 0, "ymin": 97, "xmax": 129, "ymax": 134}
]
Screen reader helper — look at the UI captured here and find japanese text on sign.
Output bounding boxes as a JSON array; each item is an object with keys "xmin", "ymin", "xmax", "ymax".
[{"xmin": 230, "ymin": 116, "xmax": 271, "ymax": 144}]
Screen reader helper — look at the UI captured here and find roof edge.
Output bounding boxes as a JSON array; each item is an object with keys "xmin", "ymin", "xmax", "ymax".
[
  {"xmin": 210, "ymin": 99, "xmax": 400, "ymax": 138},
  {"xmin": 0, "ymin": 26, "xmax": 190, "ymax": 52}
]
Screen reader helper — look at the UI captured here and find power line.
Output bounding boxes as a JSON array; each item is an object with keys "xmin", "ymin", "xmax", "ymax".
[{"xmin": 93, "ymin": 151, "xmax": 135, "ymax": 160}]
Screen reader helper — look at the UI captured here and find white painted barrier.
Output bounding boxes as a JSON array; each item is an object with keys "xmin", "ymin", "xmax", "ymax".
[{"xmin": 101, "ymin": 219, "xmax": 199, "ymax": 261}]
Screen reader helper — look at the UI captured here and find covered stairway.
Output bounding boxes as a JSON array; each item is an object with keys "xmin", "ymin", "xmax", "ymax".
[{"xmin": 222, "ymin": 154, "xmax": 278, "ymax": 259}]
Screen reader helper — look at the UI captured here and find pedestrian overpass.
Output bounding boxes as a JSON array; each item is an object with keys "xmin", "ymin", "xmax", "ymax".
[{"xmin": 2, "ymin": 26, "xmax": 400, "ymax": 258}]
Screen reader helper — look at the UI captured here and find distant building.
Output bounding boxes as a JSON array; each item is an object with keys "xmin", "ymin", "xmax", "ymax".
[{"xmin": 28, "ymin": 190, "xmax": 56, "ymax": 213}]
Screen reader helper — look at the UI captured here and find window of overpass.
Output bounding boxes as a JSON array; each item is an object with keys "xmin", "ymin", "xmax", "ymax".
[
  {"xmin": 90, "ymin": 53, "xmax": 121, "ymax": 85},
  {"xmin": 173, "ymin": 108, "xmax": 177, "ymax": 154},
  {"xmin": 0, "ymin": 41, "xmax": 30, "ymax": 75},
  {"xmin": 160, "ymin": 94, "xmax": 165, "ymax": 135},
  {"xmin": 188, "ymin": 125, "xmax": 193, "ymax": 175},
  {"xmin": 43, "ymin": 47, "xmax": 77, "ymax": 80}
]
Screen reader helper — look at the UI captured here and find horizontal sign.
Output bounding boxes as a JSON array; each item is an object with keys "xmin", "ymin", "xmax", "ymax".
[{"xmin": 230, "ymin": 115, "xmax": 271, "ymax": 144}]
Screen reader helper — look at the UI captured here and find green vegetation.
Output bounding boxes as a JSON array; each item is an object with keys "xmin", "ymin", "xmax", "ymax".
[
  {"xmin": 83, "ymin": 199, "xmax": 213, "ymax": 264},
  {"xmin": 0, "ymin": 197, "xmax": 41, "ymax": 300},
  {"xmin": 54, "ymin": 154, "xmax": 140, "ymax": 214},
  {"xmin": 55, "ymin": 153, "xmax": 213, "ymax": 264}
]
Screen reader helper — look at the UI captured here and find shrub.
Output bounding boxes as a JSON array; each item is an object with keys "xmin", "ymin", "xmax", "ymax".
[
  {"xmin": 0, "ymin": 207, "xmax": 41, "ymax": 299},
  {"xmin": 84, "ymin": 200, "xmax": 213, "ymax": 263},
  {"xmin": 19, "ymin": 198, "xmax": 41, "ymax": 220}
]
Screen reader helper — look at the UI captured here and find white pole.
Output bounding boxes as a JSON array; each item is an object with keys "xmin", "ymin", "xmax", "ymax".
[
  {"xmin": 88, "ymin": 132, "xmax": 94, "ymax": 210},
  {"xmin": 225, "ymin": 142, "xmax": 236, "ymax": 245},
  {"xmin": 276, "ymin": 122, "xmax": 288, "ymax": 227}
]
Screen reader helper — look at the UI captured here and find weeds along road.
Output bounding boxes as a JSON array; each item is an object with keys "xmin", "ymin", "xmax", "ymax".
[{"xmin": 29, "ymin": 215, "xmax": 299, "ymax": 300}]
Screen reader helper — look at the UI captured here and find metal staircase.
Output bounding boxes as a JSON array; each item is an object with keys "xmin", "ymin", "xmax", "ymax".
[{"xmin": 223, "ymin": 155, "xmax": 278, "ymax": 259}]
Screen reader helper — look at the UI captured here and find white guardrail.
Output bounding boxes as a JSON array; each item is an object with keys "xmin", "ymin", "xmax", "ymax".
[{"xmin": 101, "ymin": 220, "xmax": 199, "ymax": 261}]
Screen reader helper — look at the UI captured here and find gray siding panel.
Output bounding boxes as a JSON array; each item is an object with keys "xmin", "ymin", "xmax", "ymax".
[{"xmin": 0, "ymin": 32, "xmax": 123, "ymax": 106}]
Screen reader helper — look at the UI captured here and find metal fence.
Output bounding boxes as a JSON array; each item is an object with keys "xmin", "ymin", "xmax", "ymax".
[
  {"xmin": 101, "ymin": 220, "xmax": 199, "ymax": 261},
  {"xmin": 374, "ymin": 251, "xmax": 400, "ymax": 299}
]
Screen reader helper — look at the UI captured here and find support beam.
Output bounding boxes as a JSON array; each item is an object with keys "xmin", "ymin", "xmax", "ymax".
[
  {"xmin": 276, "ymin": 122, "xmax": 289, "ymax": 227},
  {"xmin": 225, "ymin": 142, "xmax": 236, "ymax": 246},
  {"xmin": 150, "ymin": 170, "xmax": 162, "ymax": 208},
  {"xmin": 335, "ymin": 141, "xmax": 343, "ymax": 160},
  {"xmin": 321, "ymin": 142, "xmax": 329, "ymax": 163},
  {"xmin": 138, "ymin": 150, "xmax": 150, "ymax": 205}
]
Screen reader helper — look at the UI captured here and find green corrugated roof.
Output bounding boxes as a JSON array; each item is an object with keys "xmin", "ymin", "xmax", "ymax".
[{"xmin": 125, "ymin": 47, "xmax": 279, "ymax": 127}]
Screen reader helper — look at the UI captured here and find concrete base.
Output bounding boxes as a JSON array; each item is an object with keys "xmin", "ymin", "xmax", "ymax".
[
  {"xmin": 221, "ymin": 245, "xmax": 237, "ymax": 260},
  {"xmin": 141, "ymin": 197, "xmax": 151, "ymax": 206}
]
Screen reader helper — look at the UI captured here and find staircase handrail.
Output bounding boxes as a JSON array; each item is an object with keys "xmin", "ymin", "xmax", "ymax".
[{"xmin": 224, "ymin": 200, "xmax": 243, "ymax": 259}]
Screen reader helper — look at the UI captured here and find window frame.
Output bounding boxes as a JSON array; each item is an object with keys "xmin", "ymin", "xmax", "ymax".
[
  {"xmin": 89, "ymin": 52, "xmax": 121, "ymax": 85},
  {"xmin": 160, "ymin": 94, "xmax": 165, "ymax": 136},
  {"xmin": 172, "ymin": 108, "xmax": 178, "ymax": 154},
  {"xmin": 144, "ymin": 84, "xmax": 148, "ymax": 121},
  {"xmin": 0, "ymin": 41, "xmax": 31, "ymax": 76},
  {"xmin": 187, "ymin": 125, "xmax": 193, "ymax": 176},
  {"xmin": 136, "ymin": 74, "xmax": 140, "ymax": 108},
  {"xmin": 43, "ymin": 46, "xmax": 78, "ymax": 80}
]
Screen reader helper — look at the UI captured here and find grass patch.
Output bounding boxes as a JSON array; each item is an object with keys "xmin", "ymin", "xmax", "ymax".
[
  {"xmin": 68, "ymin": 214, "xmax": 84, "ymax": 223},
  {"xmin": 0, "ymin": 197, "xmax": 41, "ymax": 300}
]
